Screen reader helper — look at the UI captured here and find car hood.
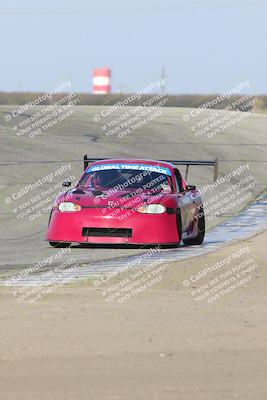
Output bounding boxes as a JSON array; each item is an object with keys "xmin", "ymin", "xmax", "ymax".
[{"xmin": 62, "ymin": 187, "xmax": 167, "ymax": 208}]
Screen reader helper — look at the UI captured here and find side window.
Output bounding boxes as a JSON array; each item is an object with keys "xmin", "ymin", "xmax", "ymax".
[{"xmin": 174, "ymin": 169, "xmax": 183, "ymax": 192}]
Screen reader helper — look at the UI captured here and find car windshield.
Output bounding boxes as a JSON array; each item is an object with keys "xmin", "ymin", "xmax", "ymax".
[{"xmin": 79, "ymin": 164, "xmax": 173, "ymax": 192}]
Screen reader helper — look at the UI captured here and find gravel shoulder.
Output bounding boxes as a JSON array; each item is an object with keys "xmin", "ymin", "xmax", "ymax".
[{"xmin": 0, "ymin": 229, "xmax": 266, "ymax": 400}]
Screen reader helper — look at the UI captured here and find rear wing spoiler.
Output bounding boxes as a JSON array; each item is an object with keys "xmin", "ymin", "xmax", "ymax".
[
  {"xmin": 160, "ymin": 159, "xmax": 219, "ymax": 182},
  {"xmin": 83, "ymin": 155, "xmax": 219, "ymax": 182}
]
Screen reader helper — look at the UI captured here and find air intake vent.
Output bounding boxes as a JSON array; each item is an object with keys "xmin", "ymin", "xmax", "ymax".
[{"xmin": 82, "ymin": 227, "xmax": 132, "ymax": 238}]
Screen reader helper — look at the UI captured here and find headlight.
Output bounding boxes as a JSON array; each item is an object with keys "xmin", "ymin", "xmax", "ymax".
[
  {"xmin": 137, "ymin": 204, "xmax": 166, "ymax": 214},
  {"xmin": 58, "ymin": 202, "xmax": 81, "ymax": 212}
]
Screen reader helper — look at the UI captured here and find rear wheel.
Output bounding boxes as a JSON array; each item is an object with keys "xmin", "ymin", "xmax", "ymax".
[
  {"xmin": 175, "ymin": 208, "xmax": 182, "ymax": 246},
  {"xmin": 183, "ymin": 205, "xmax": 205, "ymax": 246},
  {"xmin": 49, "ymin": 242, "xmax": 71, "ymax": 248}
]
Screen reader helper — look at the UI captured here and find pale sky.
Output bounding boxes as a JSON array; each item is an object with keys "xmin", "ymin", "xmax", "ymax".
[{"xmin": 0, "ymin": 0, "xmax": 266, "ymax": 94}]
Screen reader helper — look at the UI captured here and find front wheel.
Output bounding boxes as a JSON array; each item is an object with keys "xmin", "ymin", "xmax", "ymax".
[
  {"xmin": 175, "ymin": 208, "xmax": 182, "ymax": 247},
  {"xmin": 49, "ymin": 241, "xmax": 71, "ymax": 248},
  {"xmin": 183, "ymin": 205, "xmax": 205, "ymax": 246}
]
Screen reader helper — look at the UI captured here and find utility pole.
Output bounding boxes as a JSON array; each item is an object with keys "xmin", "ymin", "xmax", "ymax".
[{"xmin": 160, "ymin": 66, "xmax": 166, "ymax": 94}]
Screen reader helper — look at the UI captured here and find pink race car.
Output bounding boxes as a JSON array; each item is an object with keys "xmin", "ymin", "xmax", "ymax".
[{"xmin": 46, "ymin": 155, "xmax": 218, "ymax": 247}]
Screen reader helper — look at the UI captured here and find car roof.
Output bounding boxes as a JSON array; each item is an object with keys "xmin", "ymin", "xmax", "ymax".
[{"xmin": 89, "ymin": 158, "xmax": 175, "ymax": 170}]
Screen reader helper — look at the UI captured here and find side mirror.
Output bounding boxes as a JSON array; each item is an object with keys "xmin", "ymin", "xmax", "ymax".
[
  {"xmin": 62, "ymin": 179, "xmax": 71, "ymax": 187},
  {"xmin": 186, "ymin": 184, "xmax": 196, "ymax": 191}
]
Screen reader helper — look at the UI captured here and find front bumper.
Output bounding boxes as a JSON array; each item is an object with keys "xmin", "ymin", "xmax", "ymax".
[{"xmin": 46, "ymin": 207, "xmax": 179, "ymax": 244}]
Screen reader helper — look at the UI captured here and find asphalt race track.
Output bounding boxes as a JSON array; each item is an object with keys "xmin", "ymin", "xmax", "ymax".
[{"xmin": 0, "ymin": 105, "xmax": 267, "ymax": 275}]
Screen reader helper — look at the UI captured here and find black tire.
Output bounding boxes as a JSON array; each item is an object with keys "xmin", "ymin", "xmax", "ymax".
[
  {"xmin": 49, "ymin": 242, "xmax": 71, "ymax": 248},
  {"xmin": 175, "ymin": 208, "xmax": 182, "ymax": 246},
  {"xmin": 183, "ymin": 205, "xmax": 205, "ymax": 246}
]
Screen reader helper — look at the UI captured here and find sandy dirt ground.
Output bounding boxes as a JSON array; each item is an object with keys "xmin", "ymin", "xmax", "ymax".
[{"xmin": 0, "ymin": 229, "xmax": 266, "ymax": 400}]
